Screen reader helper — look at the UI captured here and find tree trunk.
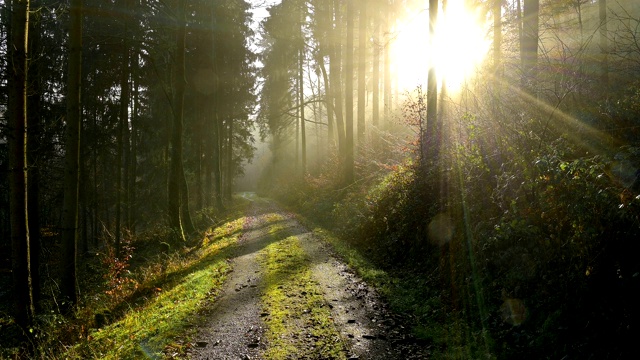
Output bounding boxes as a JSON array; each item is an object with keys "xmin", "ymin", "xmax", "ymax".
[
  {"xmin": 129, "ymin": 53, "xmax": 139, "ymax": 233},
  {"xmin": 331, "ymin": 0, "xmax": 346, "ymax": 157},
  {"xmin": 521, "ymin": 0, "xmax": 539, "ymax": 88},
  {"xmin": 180, "ymin": 166, "xmax": 196, "ymax": 234},
  {"xmin": 61, "ymin": 0, "xmax": 82, "ymax": 312},
  {"xmin": 8, "ymin": 0, "xmax": 34, "ymax": 328},
  {"xmin": 27, "ymin": 7, "xmax": 43, "ymax": 311},
  {"xmin": 299, "ymin": 46, "xmax": 307, "ymax": 175},
  {"xmin": 599, "ymin": 0, "xmax": 609, "ymax": 90},
  {"xmin": 196, "ymin": 111, "xmax": 204, "ymax": 210},
  {"xmin": 318, "ymin": 56, "xmax": 334, "ymax": 149},
  {"xmin": 424, "ymin": 0, "xmax": 439, "ymax": 162},
  {"xmin": 92, "ymin": 105, "xmax": 99, "ymax": 247},
  {"xmin": 225, "ymin": 118, "xmax": 234, "ymax": 201},
  {"xmin": 169, "ymin": 0, "xmax": 187, "ymax": 242},
  {"xmin": 345, "ymin": 0, "xmax": 355, "ymax": 183},
  {"xmin": 316, "ymin": 0, "xmax": 335, "ymax": 149},
  {"xmin": 115, "ymin": 0, "xmax": 131, "ymax": 254},
  {"xmin": 211, "ymin": 8, "xmax": 224, "ymax": 210},
  {"xmin": 296, "ymin": 72, "xmax": 300, "ymax": 168},
  {"xmin": 493, "ymin": 0, "xmax": 502, "ymax": 75},
  {"xmin": 357, "ymin": 0, "xmax": 366, "ymax": 143},
  {"xmin": 372, "ymin": 0, "xmax": 380, "ymax": 129},
  {"xmin": 383, "ymin": 0, "xmax": 392, "ymax": 122},
  {"xmin": 212, "ymin": 114, "xmax": 224, "ymax": 210}
]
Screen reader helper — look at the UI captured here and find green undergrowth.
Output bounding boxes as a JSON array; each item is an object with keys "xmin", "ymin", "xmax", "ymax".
[
  {"xmin": 289, "ymin": 206, "xmax": 488, "ymax": 359},
  {"xmin": 58, "ymin": 204, "xmax": 249, "ymax": 359},
  {"xmin": 259, "ymin": 214, "xmax": 347, "ymax": 360},
  {"xmin": 272, "ymin": 138, "xmax": 640, "ymax": 359}
]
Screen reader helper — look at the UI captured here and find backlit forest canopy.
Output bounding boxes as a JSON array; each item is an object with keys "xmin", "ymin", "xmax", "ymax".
[{"xmin": 2, "ymin": 0, "xmax": 640, "ymax": 358}]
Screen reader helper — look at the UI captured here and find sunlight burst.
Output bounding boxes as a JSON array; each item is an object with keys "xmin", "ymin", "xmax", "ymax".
[{"xmin": 393, "ymin": 1, "xmax": 491, "ymax": 92}]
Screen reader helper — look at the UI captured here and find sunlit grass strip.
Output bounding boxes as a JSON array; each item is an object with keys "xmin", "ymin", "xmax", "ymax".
[
  {"xmin": 62, "ymin": 217, "xmax": 246, "ymax": 359},
  {"xmin": 260, "ymin": 219, "xmax": 346, "ymax": 360}
]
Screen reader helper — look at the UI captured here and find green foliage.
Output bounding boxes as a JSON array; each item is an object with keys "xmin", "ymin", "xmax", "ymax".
[
  {"xmin": 271, "ymin": 124, "xmax": 640, "ymax": 359},
  {"xmin": 60, "ymin": 215, "xmax": 245, "ymax": 359},
  {"xmin": 480, "ymin": 143, "xmax": 640, "ymax": 359},
  {"xmin": 0, "ymin": 199, "xmax": 251, "ymax": 359}
]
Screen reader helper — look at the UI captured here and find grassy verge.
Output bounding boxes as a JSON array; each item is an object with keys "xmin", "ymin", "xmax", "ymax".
[
  {"xmin": 59, "ymin": 214, "xmax": 247, "ymax": 359},
  {"xmin": 302, "ymin": 224, "xmax": 483, "ymax": 359},
  {"xmin": 259, "ymin": 215, "xmax": 347, "ymax": 360}
]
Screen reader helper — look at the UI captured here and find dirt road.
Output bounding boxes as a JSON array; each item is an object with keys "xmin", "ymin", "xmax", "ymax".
[{"xmin": 188, "ymin": 194, "xmax": 428, "ymax": 359}]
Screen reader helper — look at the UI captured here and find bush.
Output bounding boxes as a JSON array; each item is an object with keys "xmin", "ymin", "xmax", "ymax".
[{"xmin": 480, "ymin": 143, "xmax": 640, "ymax": 359}]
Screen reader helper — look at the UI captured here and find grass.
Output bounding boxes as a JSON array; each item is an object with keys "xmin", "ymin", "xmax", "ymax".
[
  {"xmin": 304, "ymin": 225, "xmax": 488, "ymax": 360},
  {"xmin": 259, "ymin": 215, "xmax": 347, "ymax": 360},
  {"xmin": 58, "ymin": 213, "xmax": 247, "ymax": 359}
]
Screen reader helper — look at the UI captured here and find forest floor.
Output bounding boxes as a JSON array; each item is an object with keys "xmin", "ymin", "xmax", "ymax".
[{"xmin": 183, "ymin": 193, "xmax": 429, "ymax": 359}]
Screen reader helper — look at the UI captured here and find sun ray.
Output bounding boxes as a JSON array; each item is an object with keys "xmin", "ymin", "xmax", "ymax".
[{"xmin": 393, "ymin": 1, "xmax": 491, "ymax": 93}]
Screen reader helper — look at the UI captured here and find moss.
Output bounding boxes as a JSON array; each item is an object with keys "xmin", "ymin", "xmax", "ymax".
[{"xmin": 259, "ymin": 217, "xmax": 347, "ymax": 360}]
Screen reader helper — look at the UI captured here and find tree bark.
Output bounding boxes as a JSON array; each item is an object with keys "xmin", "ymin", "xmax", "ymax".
[
  {"xmin": 493, "ymin": 0, "xmax": 502, "ymax": 75},
  {"xmin": 318, "ymin": 56, "xmax": 334, "ymax": 149},
  {"xmin": 299, "ymin": 46, "xmax": 307, "ymax": 175},
  {"xmin": 8, "ymin": 0, "xmax": 34, "ymax": 328},
  {"xmin": 424, "ymin": 0, "xmax": 439, "ymax": 162},
  {"xmin": 331, "ymin": 0, "xmax": 346, "ymax": 156},
  {"xmin": 345, "ymin": 0, "xmax": 355, "ymax": 183},
  {"xmin": 129, "ymin": 52, "xmax": 139, "ymax": 233},
  {"xmin": 27, "ymin": 7, "xmax": 43, "ymax": 311},
  {"xmin": 115, "ymin": 0, "xmax": 132, "ymax": 255},
  {"xmin": 180, "ymin": 165, "xmax": 196, "ymax": 234},
  {"xmin": 383, "ymin": 0, "xmax": 392, "ymax": 122},
  {"xmin": 372, "ymin": 0, "xmax": 380, "ymax": 128},
  {"xmin": 169, "ymin": 0, "xmax": 187, "ymax": 241},
  {"xmin": 357, "ymin": 0, "xmax": 366, "ymax": 143},
  {"xmin": 599, "ymin": 0, "xmax": 609, "ymax": 90},
  {"xmin": 225, "ymin": 118, "xmax": 234, "ymax": 200},
  {"xmin": 522, "ymin": 0, "xmax": 539, "ymax": 88},
  {"xmin": 211, "ymin": 7, "xmax": 225, "ymax": 210},
  {"xmin": 61, "ymin": 0, "xmax": 82, "ymax": 311},
  {"xmin": 315, "ymin": 0, "xmax": 335, "ymax": 149}
]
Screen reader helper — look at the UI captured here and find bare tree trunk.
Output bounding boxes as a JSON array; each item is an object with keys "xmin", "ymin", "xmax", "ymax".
[
  {"xmin": 493, "ymin": 0, "xmax": 502, "ymax": 75},
  {"xmin": 212, "ymin": 114, "xmax": 224, "ymax": 210},
  {"xmin": 225, "ymin": 118, "xmax": 233, "ymax": 201},
  {"xmin": 296, "ymin": 75, "xmax": 300, "ymax": 168},
  {"xmin": 383, "ymin": 0, "xmax": 392, "ymax": 122},
  {"xmin": 345, "ymin": 0, "xmax": 355, "ymax": 183},
  {"xmin": 599, "ymin": 0, "xmax": 609, "ymax": 90},
  {"xmin": 357, "ymin": 0, "xmax": 366, "ymax": 143},
  {"xmin": 318, "ymin": 56, "xmax": 334, "ymax": 148},
  {"xmin": 115, "ymin": 0, "xmax": 131, "ymax": 254},
  {"xmin": 316, "ymin": 0, "xmax": 335, "ymax": 149},
  {"xmin": 196, "ymin": 110, "xmax": 204, "ymax": 210},
  {"xmin": 129, "ymin": 53, "xmax": 139, "ymax": 233},
  {"xmin": 180, "ymin": 165, "xmax": 196, "ymax": 234},
  {"xmin": 169, "ymin": 0, "xmax": 187, "ymax": 241},
  {"xmin": 27, "ymin": 7, "xmax": 43, "ymax": 311},
  {"xmin": 211, "ymin": 8, "xmax": 224, "ymax": 210},
  {"xmin": 8, "ymin": 0, "xmax": 34, "ymax": 328},
  {"xmin": 372, "ymin": 0, "xmax": 380, "ymax": 128},
  {"xmin": 61, "ymin": 0, "xmax": 81, "ymax": 312},
  {"xmin": 331, "ymin": 0, "xmax": 346, "ymax": 156},
  {"xmin": 522, "ymin": 0, "xmax": 539, "ymax": 88},
  {"xmin": 299, "ymin": 46, "xmax": 307, "ymax": 175},
  {"xmin": 424, "ymin": 0, "xmax": 439, "ymax": 162}
]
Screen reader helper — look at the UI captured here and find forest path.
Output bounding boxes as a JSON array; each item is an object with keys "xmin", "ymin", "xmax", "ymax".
[{"xmin": 187, "ymin": 194, "xmax": 426, "ymax": 359}]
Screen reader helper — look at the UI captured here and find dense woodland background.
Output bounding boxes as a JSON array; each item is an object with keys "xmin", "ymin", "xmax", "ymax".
[{"xmin": 2, "ymin": 0, "xmax": 640, "ymax": 358}]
